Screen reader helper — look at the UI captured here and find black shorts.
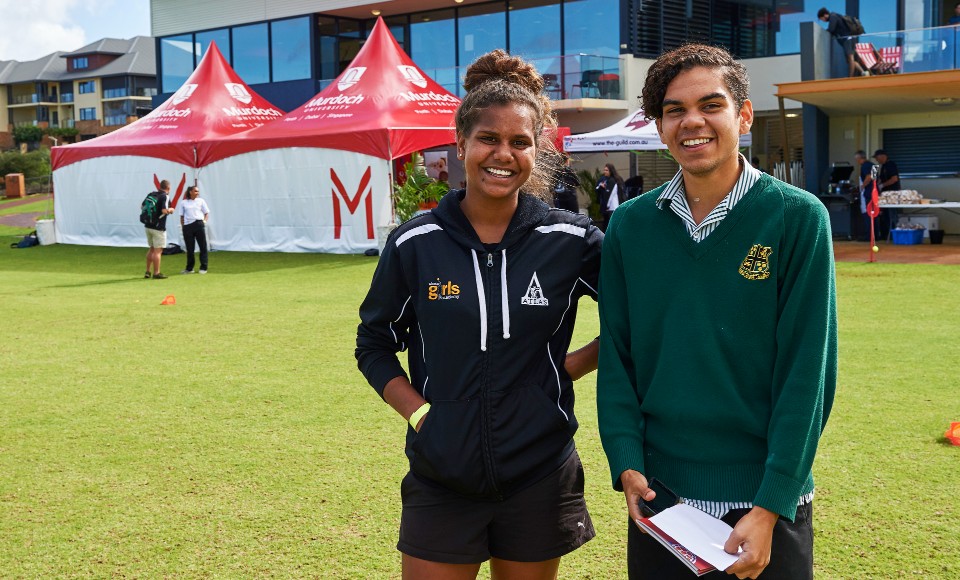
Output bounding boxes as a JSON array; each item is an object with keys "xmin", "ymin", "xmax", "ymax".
[
  {"xmin": 627, "ymin": 501, "xmax": 814, "ymax": 579},
  {"xmin": 398, "ymin": 449, "xmax": 595, "ymax": 564}
]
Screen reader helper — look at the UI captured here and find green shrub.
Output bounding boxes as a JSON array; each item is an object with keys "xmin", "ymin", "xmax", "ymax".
[
  {"xmin": 393, "ymin": 152, "xmax": 449, "ymax": 223},
  {"xmin": 12, "ymin": 125, "xmax": 43, "ymax": 144},
  {"xmin": 0, "ymin": 149, "xmax": 52, "ymax": 179},
  {"xmin": 576, "ymin": 167, "xmax": 602, "ymax": 220},
  {"xmin": 45, "ymin": 127, "xmax": 79, "ymax": 139}
]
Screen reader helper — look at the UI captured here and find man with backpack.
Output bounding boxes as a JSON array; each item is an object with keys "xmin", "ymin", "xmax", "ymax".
[
  {"xmin": 818, "ymin": 8, "xmax": 866, "ymax": 77},
  {"xmin": 142, "ymin": 179, "xmax": 175, "ymax": 279}
]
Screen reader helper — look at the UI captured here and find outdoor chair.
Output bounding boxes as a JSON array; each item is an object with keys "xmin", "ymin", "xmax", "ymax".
[
  {"xmin": 878, "ymin": 46, "xmax": 903, "ymax": 73},
  {"xmin": 855, "ymin": 43, "xmax": 898, "ymax": 75},
  {"xmin": 542, "ymin": 73, "xmax": 562, "ymax": 99},
  {"xmin": 573, "ymin": 69, "xmax": 602, "ymax": 98}
]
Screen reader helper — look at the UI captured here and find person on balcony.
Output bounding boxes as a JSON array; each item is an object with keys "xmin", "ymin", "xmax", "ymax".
[
  {"xmin": 818, "ymin": 8, "xmax": 866, "ymax": 77},
  {"xmin": 949, "ymin": 2, "xmax": 960, "ymax": 25}
]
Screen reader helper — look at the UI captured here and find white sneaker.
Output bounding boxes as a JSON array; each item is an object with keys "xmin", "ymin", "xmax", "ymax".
[
  {"xmin": 181, "ymin": 269, "xmax": 194, "ymax": 274},
  {"xmin": 199, "ymin": 269, "xmax": 207, "ymax": 274}
]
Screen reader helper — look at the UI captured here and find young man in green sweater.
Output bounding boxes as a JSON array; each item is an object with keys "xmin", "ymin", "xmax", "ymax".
[{"xmin": 597, "ymin": 44, "xmax": 837, "ymax": 579}]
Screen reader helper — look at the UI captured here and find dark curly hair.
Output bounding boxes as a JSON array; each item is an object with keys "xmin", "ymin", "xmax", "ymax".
[
  {"xmin": 456, "ymin": 49, "xmax": 560, "ymax": 201},
  {"xmin": 640, "ymin": 43, "xmax": 750, "ymax": 121}
]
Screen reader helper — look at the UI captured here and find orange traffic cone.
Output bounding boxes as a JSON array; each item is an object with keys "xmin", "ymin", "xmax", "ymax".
[
  {"xmin": 945, "ymin": 422, "xmax": 960, "ymax": 446},
  {"xmin": 160, "ymin": 294, "xmax": 176, "ymax": 306}
]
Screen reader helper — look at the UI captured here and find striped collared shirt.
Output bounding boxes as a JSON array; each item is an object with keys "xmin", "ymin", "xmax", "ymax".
[
  {"xmin": 684, "ymin": 492, "xmax": 816, "ymax": 519},
  {"xmin": 655, "ymin": 154, "xmax": 812, "ymax": 517},
  {"xmin": 655, "ymin": 155, "xmax": 762, "ymax": 243}
]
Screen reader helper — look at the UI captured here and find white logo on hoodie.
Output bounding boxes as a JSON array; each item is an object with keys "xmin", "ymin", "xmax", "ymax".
[{"xmin": 521, "ymin": 273, "xmax": 549, "ymax": 306}]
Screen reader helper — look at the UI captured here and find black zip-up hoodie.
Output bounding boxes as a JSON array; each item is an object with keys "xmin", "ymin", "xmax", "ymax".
[{"xmin": 356, "ymin": 190, "xmax": 603, "ymax": 499}]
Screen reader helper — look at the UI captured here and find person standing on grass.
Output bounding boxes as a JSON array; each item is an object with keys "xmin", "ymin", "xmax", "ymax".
[
  {"xmin": 144, "ymin": 179, "xmax": 175, "ymax": 279},
  {"xmin": 356, "ymin": 49, "xmax": 603, "ymax": 580},
  {"xmin": 178, "ymin": 185, "xmax": 210, "ymax": 274},
  {"xmin": 597, "ymin": 43, "xmax": 837, "ymax": 580}
]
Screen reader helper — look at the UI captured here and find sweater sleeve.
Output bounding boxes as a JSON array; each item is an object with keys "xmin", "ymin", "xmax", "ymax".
[
  {"xmin": 597, "ymin": 208, "xmax": 647, "ymax": 491},
  {"xmin": 754, "ymin": 194, "xmax": 838, "ymax": 520},
  {"xmin": 355, "ymin": 233, "xmax": 415, "ymax": 398}
]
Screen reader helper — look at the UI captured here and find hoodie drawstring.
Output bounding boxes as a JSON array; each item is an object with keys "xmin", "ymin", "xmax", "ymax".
[
  {"xmin": 471, "ymin": 250, "xmax": 488, "ymax": 351},
  {"xmin": 500, "ymin": 249, "xmax": 510, "ymax": 340},
  {"xmin": 471, "ymin": 249, "xmax": 511, "ymax": 351}
]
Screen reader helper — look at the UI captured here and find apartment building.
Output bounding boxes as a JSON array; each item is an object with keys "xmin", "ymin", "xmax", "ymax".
[{"xmin": 0, "ymin": 36, "xmax": 157, "ymax": 148}]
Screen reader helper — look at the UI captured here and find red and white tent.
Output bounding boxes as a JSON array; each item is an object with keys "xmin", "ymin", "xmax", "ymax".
[
  {"xmin": 51, "ymin": 43, "xmax": 283, "ymax": 247},
  {"xmin": 196, "ymin": 17, "xmax": 459, "ymax": 253}
]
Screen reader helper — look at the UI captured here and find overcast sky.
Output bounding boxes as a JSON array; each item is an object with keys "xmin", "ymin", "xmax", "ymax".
[{"xmin": 0, "ymin": 0, "xmax": 151, "ymax": 62}]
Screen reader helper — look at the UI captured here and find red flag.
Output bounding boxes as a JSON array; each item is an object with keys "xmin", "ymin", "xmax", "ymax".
[{"xmin": 866, "ymin": 180, "xmax": 881, "ymax": 218}]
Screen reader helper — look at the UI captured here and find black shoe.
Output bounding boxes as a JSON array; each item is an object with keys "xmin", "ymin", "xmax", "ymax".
[
  {"xmin": 153, "ymin": 273, "xmax": 168, "ymax": 279},
  {"xmin": 144, "ymin": 271, "xmax": 152, "ymax": 279}
]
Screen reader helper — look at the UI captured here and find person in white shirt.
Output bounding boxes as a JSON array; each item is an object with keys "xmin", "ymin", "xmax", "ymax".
[
  {"xmin": 595, "ymin": 163, "xmax": 625, "ymax": 232},
  {"xmin": 178, "ymin": 185, "xmax": 210, "ymax": 274}
]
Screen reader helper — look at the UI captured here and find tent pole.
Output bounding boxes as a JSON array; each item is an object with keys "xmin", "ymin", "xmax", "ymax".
[
  {"xmin": 388, "ymin": 144, "xmax": 397, "ymax": 225},
  {"xmin": 778, "ymin": 96, "xmax": 790, "ymax": 185}
]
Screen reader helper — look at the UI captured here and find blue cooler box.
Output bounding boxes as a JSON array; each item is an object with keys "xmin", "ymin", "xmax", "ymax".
[{"xmin": 891, "ymin": 229, "xmax": 924, "ymax": 245}]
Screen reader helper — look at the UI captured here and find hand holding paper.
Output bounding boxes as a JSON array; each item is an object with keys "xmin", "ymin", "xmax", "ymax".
[{"xmin": 636, "ymin": 503, "xmax": 741, "ymax": 576}]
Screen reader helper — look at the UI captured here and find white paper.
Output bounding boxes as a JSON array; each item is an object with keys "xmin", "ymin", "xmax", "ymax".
[{"xmin": 648, "ymin": 503, "xmax": 741, "ymax": 571}]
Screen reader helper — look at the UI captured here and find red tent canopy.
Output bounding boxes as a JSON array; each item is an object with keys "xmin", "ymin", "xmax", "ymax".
[
  {"xmin": 51, "ymin": 42, "xmax": 284, "ymax": 170},
  {"xmin": 199, "ymin": 17, "xmax": 460, "ymax": 165}
]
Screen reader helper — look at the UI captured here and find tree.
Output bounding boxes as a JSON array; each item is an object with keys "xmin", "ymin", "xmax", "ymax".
[{"xmin": 12, "ymin": 125, "xmax": 44, "ymax": 145}]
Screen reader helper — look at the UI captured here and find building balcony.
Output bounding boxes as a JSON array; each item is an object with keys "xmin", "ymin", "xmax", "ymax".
[
  {"xmin": 316, "ymin": 53, "xmax": 628, "ymax": 112},
  {"xmin": 777, "ymin": 23, "xmax": 960, "ymax": 117},
  {"xmin": 9, "ymin": 94, "xmax": 60, "ymax": 106}
]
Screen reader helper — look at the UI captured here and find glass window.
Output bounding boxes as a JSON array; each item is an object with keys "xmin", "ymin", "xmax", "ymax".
[
  {"xmin": 509, "ymin": 0, "xmax": 562, "ymax": 88},
  {"xmin": 160, "ymin": 34, "xmax": 196, "ymax": 92},
  {"xmin": 79, "ymin": 107, "xmax": 97, "ymax": 121},
  {"xmin": 196, "ymin": 28, "xmax": 231, "ymax": 62},
  {"xmin": 777, "ymin": 0, "xmax": 844, "ymax": 55},
  {"xmin": 458, "ymin": 5, "xmax": 505, "ymax": 69},
  {"xmin": 271, "ymin": 17, "xmax": 311, "ymax": 82},
  {"xmin": 564, "ymin": 0, "xmax": 619, "ymax": 57},
  {"xmin": 411, "ymin": 10, "xmax": 457, "ymax": 93},
  {"xmin": 73, "ymin": 57, "xmax": 88, "ymax": 69},
  {"xmin": 78, "ymin": 81, "xmax": 96, "ymax": 94},
  {"xmin": 233, "ymin": 23, "xmax": 269, "ymax": 84},
  {"xmin": 509, "ymin": 1, "xmax": 561, "ymax": 61}
]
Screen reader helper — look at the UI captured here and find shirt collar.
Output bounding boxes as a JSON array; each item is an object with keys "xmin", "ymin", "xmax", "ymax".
[{"xmin": 656, "ymin": 154, "xmax": 761, "ymax": 210}]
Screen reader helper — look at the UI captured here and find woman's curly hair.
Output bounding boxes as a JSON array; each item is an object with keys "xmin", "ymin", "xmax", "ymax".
[
  {"xmin": 456, "ymin": 49, "xmax": 562, "ymax": 201},
  {"xmin": 641, "ymin": 43, "xmax": 750, "ymax": 121}
]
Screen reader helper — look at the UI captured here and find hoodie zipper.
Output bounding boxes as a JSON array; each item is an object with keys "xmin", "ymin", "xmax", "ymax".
[{"xmin": 480, "ymin": 250, "xmax": 503, "ymax": 500}]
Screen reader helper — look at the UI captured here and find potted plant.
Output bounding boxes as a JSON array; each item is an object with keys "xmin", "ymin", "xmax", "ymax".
[{"xmin": 393, "ymin": 152, "xmax": 450, "ymax": 224}]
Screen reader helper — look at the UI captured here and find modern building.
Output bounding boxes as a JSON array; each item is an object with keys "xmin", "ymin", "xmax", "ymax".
[
  {"xmin": 149, "ymin": 0, "xmax": 959, "ymax": 219},
  {"xmin": 1, "ymin": 36, "xmax": 157, "ymax": 148}
]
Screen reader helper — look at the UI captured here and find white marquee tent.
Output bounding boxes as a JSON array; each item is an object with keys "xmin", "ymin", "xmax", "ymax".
[
  {"xmin": 563, "ymin": 109, "xmax": 751, "ymax": 152},
  {"xmin": 51, "ymin": 43, "xmax": 283, "ymax": 248}
]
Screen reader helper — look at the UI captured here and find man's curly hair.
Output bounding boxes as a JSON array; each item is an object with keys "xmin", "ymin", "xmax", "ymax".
[{"xmin": 641, "ymin": 44, "xmax": 750, "ymax": 121}]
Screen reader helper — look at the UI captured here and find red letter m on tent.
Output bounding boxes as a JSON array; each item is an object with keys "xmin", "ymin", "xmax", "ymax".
[{"xmin": 331, "ymin": 166, "xmax": 374, "ymax": 240}]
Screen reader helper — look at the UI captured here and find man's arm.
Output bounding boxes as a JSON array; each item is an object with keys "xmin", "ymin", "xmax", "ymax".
[
  {"xmin": 753, "ymin": 193, "xmax": 838, "ymax": 521},
  {"xmin": 597, "ymin": 209, "xmax": 648, "ymax": 497}
]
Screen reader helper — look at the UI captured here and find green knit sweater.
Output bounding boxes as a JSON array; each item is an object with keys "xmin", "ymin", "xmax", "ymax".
[{"xmin": 597, "ymin": 173, "xmax": 838, "ymax": 521}]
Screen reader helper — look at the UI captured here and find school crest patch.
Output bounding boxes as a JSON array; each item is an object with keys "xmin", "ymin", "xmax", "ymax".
[{"xmin": 738, "ymin": 244, "xmax": 772, "ymax": 280}]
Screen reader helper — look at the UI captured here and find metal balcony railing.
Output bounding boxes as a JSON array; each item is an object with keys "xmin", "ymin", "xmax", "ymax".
[{"xmin": 317, "ymin": 53, "xmax": 625, "ymax": 102}]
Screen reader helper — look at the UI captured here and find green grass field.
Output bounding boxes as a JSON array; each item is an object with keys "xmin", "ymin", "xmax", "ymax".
[{"xmin": 1, "ymin": 242, "xmax": 957, "ymax": 578}]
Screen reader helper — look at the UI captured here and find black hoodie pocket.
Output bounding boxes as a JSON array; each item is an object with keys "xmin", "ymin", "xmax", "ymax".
[
  {"xmin": 409, "ymin": 398, "xmax": 489, "ymax": 497},
  {"xmin": 488, "ymin": 384, "xmax": 573, "ymax": 488}
]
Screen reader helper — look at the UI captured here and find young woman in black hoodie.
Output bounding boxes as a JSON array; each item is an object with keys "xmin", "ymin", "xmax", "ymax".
[{"xmin": 356, "ymin": 50, "xmax": 603, "ymax": 579}]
